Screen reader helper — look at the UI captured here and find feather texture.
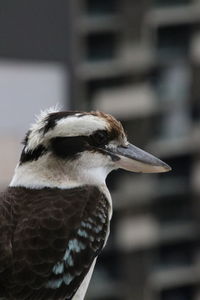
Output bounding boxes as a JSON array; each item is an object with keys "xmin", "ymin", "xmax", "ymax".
[{"xmin": 0, "ymin": 185, "xmax": 109, "ymax": 300}]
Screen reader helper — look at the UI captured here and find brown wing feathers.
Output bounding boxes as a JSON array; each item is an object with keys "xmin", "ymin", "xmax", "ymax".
[{"xmin": 0, "ymin": 186, "xmax": 109, "ymax": 300}]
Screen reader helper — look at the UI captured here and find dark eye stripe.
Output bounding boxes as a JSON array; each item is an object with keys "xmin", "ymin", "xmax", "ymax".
[
  {"xmin": 51, "ymin": 136, "xmax": 87, "ymax": 160},
  {"xmin": 51, "ymin": 130, "xmax": 112, "ymax": 160},
  {"xmin": 20, "ymin": 128, "xmax": 120, "ymax": 164}
]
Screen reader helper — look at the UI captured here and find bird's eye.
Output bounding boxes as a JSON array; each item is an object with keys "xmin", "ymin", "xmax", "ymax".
[{"xmin": 91, "ymin": 130, "xmax": 108, "ymax": 147}]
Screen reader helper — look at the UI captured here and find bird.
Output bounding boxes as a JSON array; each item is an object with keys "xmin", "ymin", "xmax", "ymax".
[{"xmin": 0, "ymin": 108, "xmax": 171, "ymax": 300}]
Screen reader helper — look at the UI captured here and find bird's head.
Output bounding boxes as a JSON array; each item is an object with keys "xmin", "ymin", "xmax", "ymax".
[{"xmin": 11, "ymin": 108, "xmax": 171, "ymax": 189}]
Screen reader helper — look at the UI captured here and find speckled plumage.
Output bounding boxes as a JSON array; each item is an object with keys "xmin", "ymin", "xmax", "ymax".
[{"xmin": 0, "ymin": 185, "xmax": 109, "ymax": 300}]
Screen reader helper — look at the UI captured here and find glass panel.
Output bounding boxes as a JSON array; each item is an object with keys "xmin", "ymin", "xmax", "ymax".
[
  {"xmin": 153, "ymin": 196, "xmax": 192, "ymax": 223},
  {"xmin": 86, "ymin": 0, "xmax": 118, "ymax": 15},
  {"xmin": 154, "ymin": 0, "xmax": 191, "ymax": 7},
  {"xmin": 86, "ymin": 33, "xmax": 116, "ymax": 61},
  {"xmin": 157, "ymin": 242, "xmax": 194, "ymax": 267},
  {"xmin": 157, "ymin": 25, "xmax": 190, "ymax": 60},
  {"xmin": 161, "ymin": 286, "xmax": 194, "ymax": 300}
]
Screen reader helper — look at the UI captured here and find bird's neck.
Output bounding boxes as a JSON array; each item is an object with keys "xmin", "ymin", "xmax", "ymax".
[{"xmin": 9, "ymin": 154, "xmax": 109, "ymax": 190}]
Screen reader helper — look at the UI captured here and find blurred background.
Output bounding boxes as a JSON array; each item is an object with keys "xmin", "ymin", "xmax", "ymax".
[{"xmin": 0, "ymin": 0, "xmax": 200, "ymax": 299}]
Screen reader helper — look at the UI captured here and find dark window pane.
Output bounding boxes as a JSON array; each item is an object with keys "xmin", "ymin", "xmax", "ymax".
[
  {"xmin": 86, "ymin": 33, "xmax": 116, "ymax": 61},
  {"xmin": 161, "ymin": 286, "xmax": 194, "ymax": 300},
  {"xmin": 86, "ymin": 0, "xmax": 118, "ymax": 15},
  {"xmin": 153, "ymin": 195, "xmax": 192, "ymax": 223},
  {"xmin": 157, "ymin": 25, "xmax": 191, "ymax": 60},
  {"xmin": 154, "ymin": 0, "xmax": 190, "ymax": 7},
  {"xmin": 157, "ymin": 242, "xmax": 194, "ymax": 268}
]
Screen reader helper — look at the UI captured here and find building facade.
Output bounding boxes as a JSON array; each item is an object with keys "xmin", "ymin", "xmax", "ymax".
[
  {"xmin": 68, "ymin": 1, "xmax": 200, "ymax": 300},
  {"xmin": 1, "ymin": 1, "xmax": 200, "ymax": 299}
]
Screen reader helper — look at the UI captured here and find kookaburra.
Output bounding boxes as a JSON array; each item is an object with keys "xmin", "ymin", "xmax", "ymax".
[{"xmin": 0, "ymin": 109, "xmax": 171, "ymax": 300}]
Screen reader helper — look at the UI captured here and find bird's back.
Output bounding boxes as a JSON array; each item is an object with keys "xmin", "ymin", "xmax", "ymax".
[
  {"xmin": 0, "ymin": 185, "xmax": 110, "ymax": 300},
  {"xmin": 0, "ymin": 190, "xmax": 13, "ymax": 299}
]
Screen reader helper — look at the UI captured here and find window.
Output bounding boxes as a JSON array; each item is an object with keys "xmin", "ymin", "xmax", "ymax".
[
  {"xmin": 153, "ymin": 195, "xmax": 192, "ymax": 224},
  {"xmin": 161, "ymin": 286, "xmax": 194, "ymax": 300},
  {"xmin": 157, "ymin": 242, "xmax": 194, "ymax": 268},
  {"xmin": 85, "ymin": 0, "xmax": 118, "ymax": 15},
  {"xmin": 154, "ymin": 0, "xmax": 190, "ymax": 7},
  {"xmin": 86, "ymin": 32, "xmax": 117, "ymax": 61},
  {"xmin": 157, "ymin": 24, "xmax": 191, "ymax": 60}
]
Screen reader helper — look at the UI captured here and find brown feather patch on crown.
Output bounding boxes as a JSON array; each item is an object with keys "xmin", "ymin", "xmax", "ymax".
[{"xmin": 90, "ymin": 111, "xmax": 126, "ymax": 141}]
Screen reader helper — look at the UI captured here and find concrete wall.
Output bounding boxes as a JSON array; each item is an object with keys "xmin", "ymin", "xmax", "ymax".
[{"xmin": 0, "ymin": 60, "xmax": 68, "ymax": 188}]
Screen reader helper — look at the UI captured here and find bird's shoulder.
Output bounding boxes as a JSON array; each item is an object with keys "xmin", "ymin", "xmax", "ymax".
[
  {"xmin": 0, "ymin": 190, "xmax": 13, "ymax": 255},
  {"xmin": 4, "ymin": 185, "xmax": 109, "ymax": 300},
  {"xmin": 7, "ymin": 185, "xmax": 109, "ymax": 231},
  {"xmin": 0, "ymin": 189, "xmax": 15, "ymax": 297}
]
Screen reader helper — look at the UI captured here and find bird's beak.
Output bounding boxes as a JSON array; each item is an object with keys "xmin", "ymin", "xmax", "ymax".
[{"xmin": 107, "ymin": 143, "xmax": 171, "ymax": 173}]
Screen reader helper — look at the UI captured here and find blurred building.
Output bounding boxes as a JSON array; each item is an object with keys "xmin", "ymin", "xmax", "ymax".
[
  {"xmin": 67, "ymin": 1, "xmax": 200, "ymax": 300},
  {"xmin": 0, "ymin": 1, "xmax": 70, "ymax": 187},
  {"xmin": 1, "ymin": 1, "xmax": 200, "ymax": 300}
]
